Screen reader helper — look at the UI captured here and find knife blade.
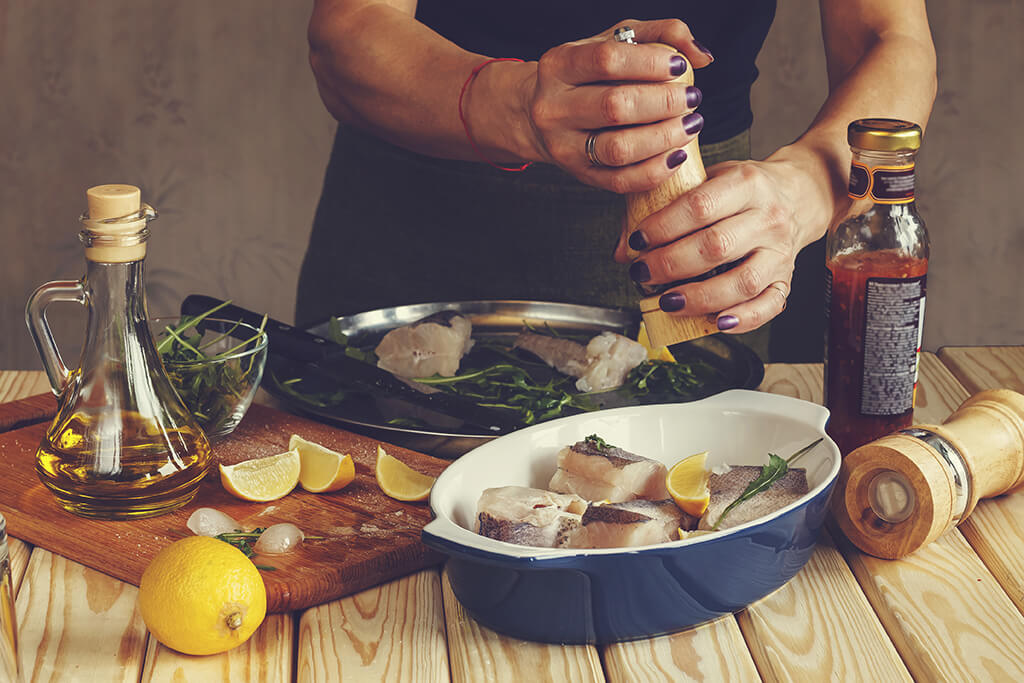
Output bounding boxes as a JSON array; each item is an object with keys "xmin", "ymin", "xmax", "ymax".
[{"xmin": 179, "ymin": 294, "xmax": 520, "ymax": 433}]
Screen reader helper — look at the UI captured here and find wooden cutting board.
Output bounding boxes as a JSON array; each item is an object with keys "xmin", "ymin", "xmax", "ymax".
[{"xmin": 0, "ymin": 394, "xmax": 452, "ymax": 613}]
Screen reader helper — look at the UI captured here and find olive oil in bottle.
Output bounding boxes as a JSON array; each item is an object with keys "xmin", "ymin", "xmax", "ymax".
[{"xmin": 26, "ymin": 185, "xmax": 211, "ymax": 519}]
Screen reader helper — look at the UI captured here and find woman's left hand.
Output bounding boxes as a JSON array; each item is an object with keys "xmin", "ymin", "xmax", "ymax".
[{"xmin": 614, "ymin": 150, "xmax": 837, "ymax": 333}]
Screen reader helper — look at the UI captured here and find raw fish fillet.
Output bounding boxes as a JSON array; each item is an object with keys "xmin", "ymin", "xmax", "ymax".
[
  {"xmin": 512, "ymin": 332, "xmax": 588, "ymax": 376},
  {"xmin": 375, "ymin": 311, "xmax": 474, "ymax": 381},
  {"xmin": 570, "ymin": 499, "xmax": 694, "ymax": 548},
  {"xmin": 513, "ymin": 331, "xmax": 647, "ymax": 392},
  {"xmin": 698, "ymin": 466, "xmax": 809, "ymax": 530},
  {"xmin": 549, "ymin": 439, "xmax": 670, "ymax": 502},
  {"xmin": 476, "ymin": 486, "xmax": 588, "ymax": 548},
  {"xmin": 575, "ymin": 332, "xmax": 648, "ymax": 393}
]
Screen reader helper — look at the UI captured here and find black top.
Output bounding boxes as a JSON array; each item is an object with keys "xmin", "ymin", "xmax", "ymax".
[{"xmin": 416, "ymin": 1, "xmax": 777, "ymax": 143}]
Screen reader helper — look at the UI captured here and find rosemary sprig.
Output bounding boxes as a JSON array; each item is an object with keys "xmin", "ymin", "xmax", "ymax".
[{"xmin": 711, "ymin": 438, "xmax": 823, "ymax": 530}]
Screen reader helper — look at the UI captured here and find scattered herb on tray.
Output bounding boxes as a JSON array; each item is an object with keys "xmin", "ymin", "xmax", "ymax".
[
  {"xmin": 711, "ymin": 438, "xmax": 823, "ymax": 530},
  {"xmin": 273, "ymin": 319, "xmax": 732, "ymax": 429},
  {"xmin": 414, "ymin": 364, "xmax": 596, "ymax": 426},
  {"xmin": 155, "ymin": 300, "xmax": 267, "ymax": 429}
]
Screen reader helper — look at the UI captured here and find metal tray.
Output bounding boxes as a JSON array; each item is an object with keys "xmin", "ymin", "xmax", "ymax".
[{"xmin": 263, "ymin": 300, "xmax": 764, "ymax": 458}]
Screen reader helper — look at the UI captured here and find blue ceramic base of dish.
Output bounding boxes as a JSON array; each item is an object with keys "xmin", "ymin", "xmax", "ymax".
[{"xmin": 423, "ymin": 484, "xmax": 834, "ymax": 645}]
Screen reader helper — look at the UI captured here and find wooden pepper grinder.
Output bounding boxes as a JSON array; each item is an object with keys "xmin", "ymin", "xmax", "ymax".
[
  {"xmin": 832, "ymin": 389, "xmax": 1024, "ymax": 559},
  {"xmin": 624, "ymin": 46, "xmax": 718, "ymax": 347}
]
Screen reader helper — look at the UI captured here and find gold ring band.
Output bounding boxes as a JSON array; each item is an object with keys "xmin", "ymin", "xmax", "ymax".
[{"xmin": 585, "ymin": 131, "xmax": 605, "ymax": 167}]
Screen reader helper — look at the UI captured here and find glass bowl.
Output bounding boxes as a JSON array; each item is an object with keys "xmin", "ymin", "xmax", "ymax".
[{"xmin": 150, "ymin": 316, "xmax": 269, "ymax": 441}]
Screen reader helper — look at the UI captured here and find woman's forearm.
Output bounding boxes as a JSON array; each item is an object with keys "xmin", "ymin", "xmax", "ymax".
[
  {"xmin": 769, "ymin": 0, "xmax": 937, "ymax": 244},
  {"xmin": 308, "ymin": 0, "xmax": 536, "ymax": 162}
]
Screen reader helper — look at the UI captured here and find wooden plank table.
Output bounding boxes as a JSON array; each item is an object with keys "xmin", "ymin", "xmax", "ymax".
[{"xmin": 4, "ymin": 347, "xmax": 1024, "ymax": 681}]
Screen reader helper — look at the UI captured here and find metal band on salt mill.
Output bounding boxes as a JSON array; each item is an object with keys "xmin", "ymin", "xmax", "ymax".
[{"xmin": 832, "ymin": 389, "xmax": 1024, "ymax": 559}]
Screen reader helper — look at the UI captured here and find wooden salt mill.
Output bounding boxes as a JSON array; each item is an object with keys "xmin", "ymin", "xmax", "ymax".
[
  {"xmin": 624, "ymin": 47, "xmax": 718, "ymax": 347},
  {"xmin": 832, "ymin": 389, "xmax": 1024, "ymax": 559}
]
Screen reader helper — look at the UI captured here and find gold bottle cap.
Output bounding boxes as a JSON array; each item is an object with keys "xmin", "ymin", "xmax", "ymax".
[
  {"xmin": 848, "ymin": 118, "xmax": 922, "ymax": 152},
  {"xmin": 81, "ymin": 184, "xmax": 156, "ymax": 263}
]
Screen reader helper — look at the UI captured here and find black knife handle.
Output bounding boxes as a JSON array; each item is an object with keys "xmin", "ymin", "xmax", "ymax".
[{"xmin": 180, "ymin": 294, "xmax": 333, "ymax": 363}]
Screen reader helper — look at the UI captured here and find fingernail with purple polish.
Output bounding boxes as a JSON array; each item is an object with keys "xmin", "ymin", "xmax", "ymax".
[
  {"xmin": 628, "ymin": 231, "xmax": 648, "ymax": 251},
  {"xmin": 694, "ymin": 40, "xmax": 715, "ymax": 62},
  {"xmin": 686, "ymin": 86, "xmax": 702, "ymax": 109},
  {"xmin": 669, "ymin": 55, "xmax": 687, "ymax": 77},
  {"xmin": 717, "ymin": 315, "xmax": 739, "ymax": 331},
  {"xmin": 683, "ymin": 112, "xmax": 704, "ymax": 136},
  {"xmin": 629, "ymin": 261, "xmax": 651, "ymax": 283},
  {"xmin": 667, "ymin": 149, "xmax": 687, "ymax": 169},
  {"xmin": 659, "ymin": 292, "xmax": 686, "ymax": 312}
]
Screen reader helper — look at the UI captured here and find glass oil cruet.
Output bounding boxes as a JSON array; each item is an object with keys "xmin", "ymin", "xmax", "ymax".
[{"xmin": 26, "ymin": 184, "xmax": 211, "ymax": 519}]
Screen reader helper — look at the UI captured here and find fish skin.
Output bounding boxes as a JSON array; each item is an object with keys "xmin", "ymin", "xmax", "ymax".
[
  {"xmin": 570, "ymin": 499, "xmax": 694, "ymax": 548},
  {"xmin": 698, "ymin": 466, "xmax": 809, "ymax": 530},
  {"xmin": 475, "ymin": 486, "xmax": 587, "ymax": 548},
  {"xmin": 549, "ymin": 442, "xmax": 670, "ymax": 502}
]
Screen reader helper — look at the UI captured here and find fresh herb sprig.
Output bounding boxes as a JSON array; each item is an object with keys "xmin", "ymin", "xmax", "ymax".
[
  {"xmin": 711, "ymin": 438, "xmax": 823, "ymax": 530},
  {"xmin": 156, "ymin": 300, "xmax": 267, "ymax": 431},
  {"xmin": 414, "ymin": 364, "xmax": 595, "ymax": 425}
]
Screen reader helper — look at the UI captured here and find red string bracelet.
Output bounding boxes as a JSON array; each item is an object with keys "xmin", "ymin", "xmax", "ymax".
[{"xmin": 458, "ymin": 57, "xmax": 532, "ymax": 172}]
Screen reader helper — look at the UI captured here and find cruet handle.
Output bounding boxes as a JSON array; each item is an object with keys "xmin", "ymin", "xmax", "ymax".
[{"xmin": 25, "ymin": 279, "xmax": 87, "ymax": 396}]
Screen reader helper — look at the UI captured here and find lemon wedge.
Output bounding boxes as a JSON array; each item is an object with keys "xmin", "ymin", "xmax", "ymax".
[
  {"xmin": 637, "ymin": 321, "xmax": 676, "ymax": 362},
  {"xmin": 290, "ymin": 435, "xmax": 356, "ymax": 493},
  {"xmin": 666, "ymin": 451, "xmax": 710, "ymax": 517},
  {"xmin": 375, "ymin": 446, "xmax": 434, "ymax": 502},
  {"xmin": 219, "ymin": 450, "xmax": 301, "ymax": 502}
]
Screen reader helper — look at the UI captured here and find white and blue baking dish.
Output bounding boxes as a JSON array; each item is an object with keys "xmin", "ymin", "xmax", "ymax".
[{"xmin": 421, "ymin": 389, "xmax": 840, "ymax": 644}]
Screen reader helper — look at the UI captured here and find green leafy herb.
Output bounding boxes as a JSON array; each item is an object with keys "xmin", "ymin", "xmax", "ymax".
[
  {"xmin": 584, "ymin": 434, "xmax": 612, "ymax": 450},
  {"xmin": 414, "ymin": 363, "xmax": 596, "ymax": 425},
  {"xmin": 215, "ymin": 529, "xmax": 267, "ymax": 558},
  {"xmin": 711, "ymin": 438, "xmax": 823, "ymax": 530},
  {"xmin": 156, "ymin": 300, "xmax": 267, "ymax": 432},
  {"xmin": 626, "ymin": 359, "xmax": 725, "ymax": 399}
]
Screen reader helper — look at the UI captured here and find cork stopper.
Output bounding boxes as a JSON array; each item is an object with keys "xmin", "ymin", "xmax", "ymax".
[{"xmin": 81, "ymin": 184, "xmax": 153, "ymax": 262}]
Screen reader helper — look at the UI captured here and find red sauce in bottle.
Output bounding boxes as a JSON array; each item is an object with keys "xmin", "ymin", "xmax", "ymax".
[{"xmin": 825, "ymin": 250, "xmax": 928, "ymax": 455}]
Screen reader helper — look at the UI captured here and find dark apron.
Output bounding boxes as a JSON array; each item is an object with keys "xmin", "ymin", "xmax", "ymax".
[{"xmin": 296, "ymin": 126, "xmax": 823, "ymax": 362}]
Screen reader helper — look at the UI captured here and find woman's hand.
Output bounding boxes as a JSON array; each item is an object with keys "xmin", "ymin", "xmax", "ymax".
[
  {"xmin": 520, "ymin": 19, "xmax": 713, "ymax": 193},
  {"xmin": 613, "ymin": 145, "xmax": 840, "ymax": 333}
]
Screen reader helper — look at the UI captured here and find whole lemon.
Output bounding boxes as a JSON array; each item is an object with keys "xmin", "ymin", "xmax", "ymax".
[{"xmin": 138, "ymin": 536, "xmax": 267, "ymax": 655}]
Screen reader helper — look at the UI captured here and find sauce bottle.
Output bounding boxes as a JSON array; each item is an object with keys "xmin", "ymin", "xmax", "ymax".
[
  {"xmin": 26, "ymin": 185, "xmax": 211, "ymax": 519},
  {"xmin": 825, "ymin": 119, "xmax": 929, "ymax": 455}
]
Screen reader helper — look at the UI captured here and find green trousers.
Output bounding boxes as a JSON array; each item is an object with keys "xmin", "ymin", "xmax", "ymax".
[{"xmin": 297, "ymin": 127, "xmax": 823, "ymax": 362}]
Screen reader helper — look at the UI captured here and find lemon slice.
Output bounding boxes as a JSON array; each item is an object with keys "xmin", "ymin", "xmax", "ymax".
[
  {"xmin": 637, "ymin": 321, "xmax": 676, "ymax": 362},
  {"xmin": 290, "ymin": 435, "xmax": 356, "ymax": 493},
  {"xmin": 219, "ymin": 450, "xmax": 301, "ymax": 502},
  {"xmin": 375, "ymin": 446, "xmax": 434, "ymax": 502},
  {"xmin": 666, "ymin": 451, "xmax": 710, "ymax": 517}
]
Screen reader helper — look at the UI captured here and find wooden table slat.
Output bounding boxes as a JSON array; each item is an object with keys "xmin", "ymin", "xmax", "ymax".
[
  {"xmin": 737, "ymin": 532, "xmax": 911, "ymax": 682},
  {"xmin": 933, "ymin": 346, "xmax": 1024, "ymax": 618},
  {"xmin": 15, "ymin": 549, "xmax": 148, "ymax": 682},
  {"xmin": 296, "ymin": 569, "xmax": 449, "ymax": 683},
  {"xmin": 140, "ymin": 614, "xmax": 294, "ymax": 683},
  {"xmin": 441, "ymin": 568, "xmax": 605, "ymax": 683},
  {"xmin": 831, "ymin": 354, "xmax": 1024, "ymax": 681},
  {"xmin": 601, "ymin": 616, "xmax": 760, "ymax": 683}
]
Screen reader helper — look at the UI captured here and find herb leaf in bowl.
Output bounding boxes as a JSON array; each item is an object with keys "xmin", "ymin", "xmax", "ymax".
[{"xmin": 155, "ymin": 300, "xmax": 268, "ymax": 439}]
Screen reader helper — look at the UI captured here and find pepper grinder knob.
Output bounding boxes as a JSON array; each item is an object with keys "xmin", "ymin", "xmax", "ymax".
[{"xmin": 833, "ymin": 389, "xmax": 1024, "ymax": 559}]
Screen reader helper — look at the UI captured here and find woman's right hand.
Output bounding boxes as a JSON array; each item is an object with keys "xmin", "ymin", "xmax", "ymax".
[{"xmin": 522, "ymin": 19, "xmax": 713, "ymax": 193}]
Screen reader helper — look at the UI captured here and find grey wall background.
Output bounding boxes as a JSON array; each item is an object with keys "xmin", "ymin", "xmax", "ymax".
[{"xmin": 2, "ymin": 1, "xmax": 1021, "ymax": 370}]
